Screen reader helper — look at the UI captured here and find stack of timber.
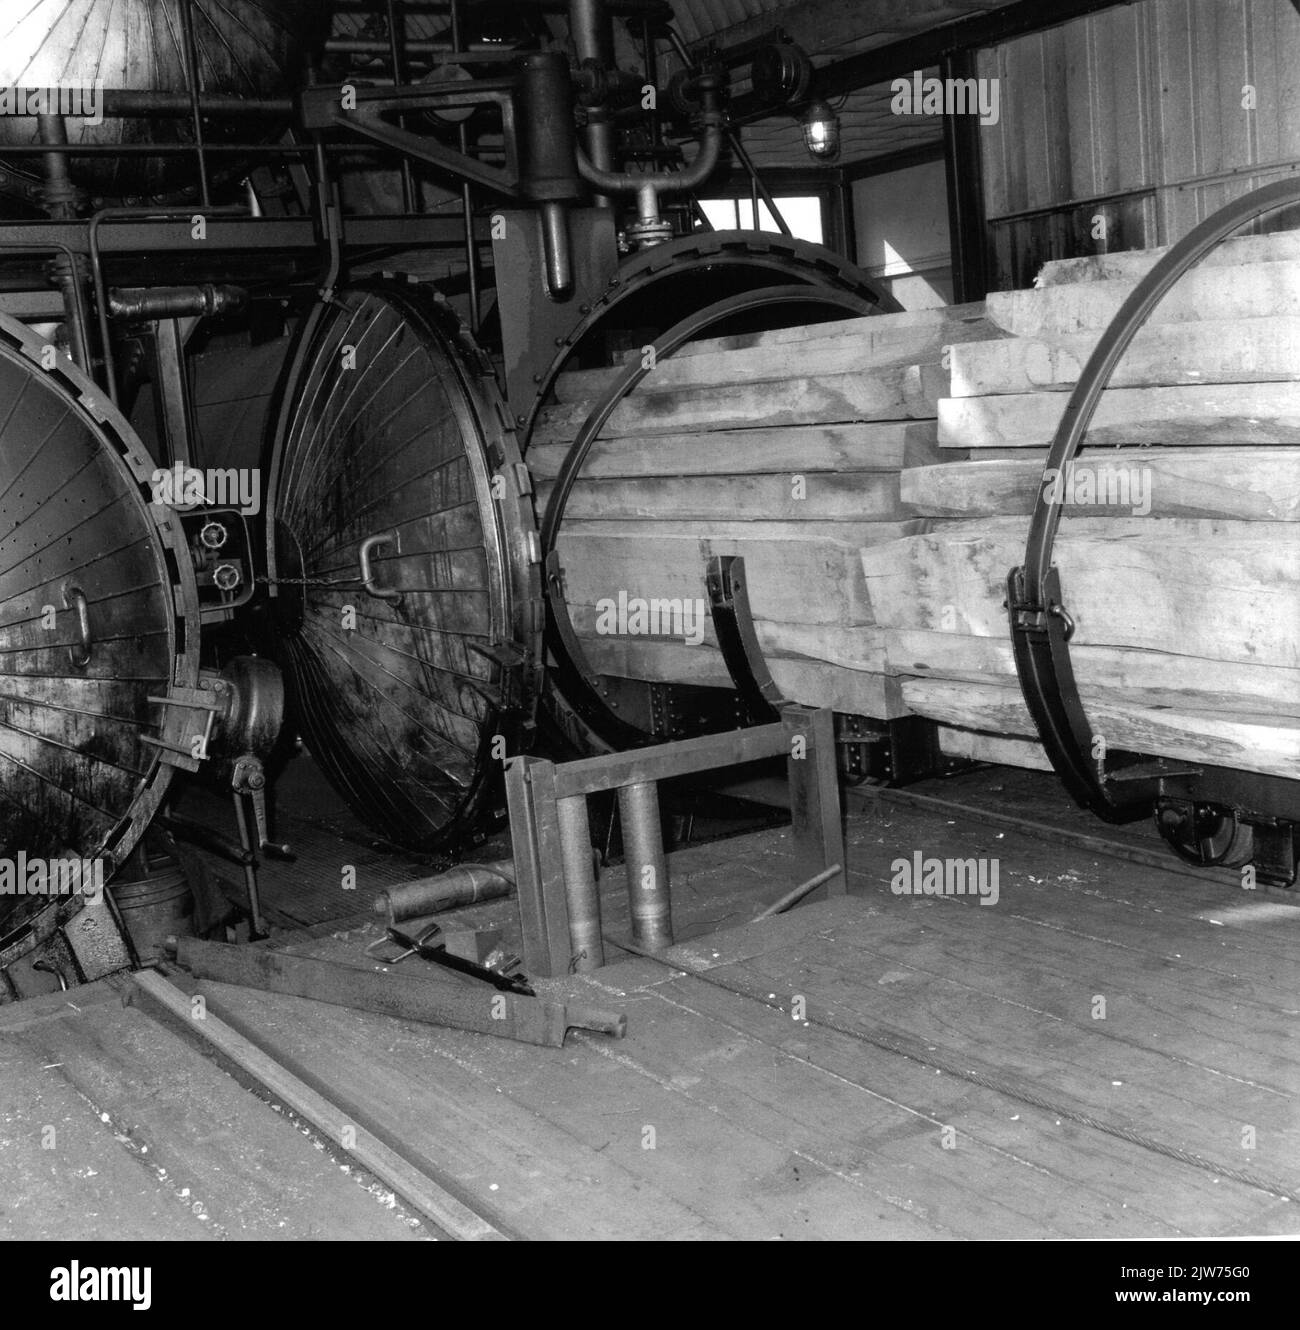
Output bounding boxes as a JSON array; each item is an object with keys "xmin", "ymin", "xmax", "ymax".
[
  {"xmin": 862, "ymin": 229, "xmax": 1300, "ymax": 779},
  {"xmin": 528, "ymin": 303, "xmax": 996, "ymax": 720}
]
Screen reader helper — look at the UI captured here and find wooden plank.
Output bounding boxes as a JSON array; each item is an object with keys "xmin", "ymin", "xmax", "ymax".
[
  {"xmin": 558, "ymin": 517, "xmax": 930, "ymax": 544},
  {"xmin": 650, "ymin": 973, "xmax": 1281, "ymax": 1236},
  {"xmin": 859, "ymin": 517, "xmax": 1300, "ymax": 668},
  {"xmin": 557, "ymin": 313, "xmax": 992, "ymax": 400},
  {"xmin": 570, "ymin": 608, "xmax": 891, "ymax": 674},
  {"xmin": 557, "ymin": 530, "xmax": 876, "ymax": 626},
  {"xmin": 534, "ymin": 363, "xmax": 945, "ymax": 442},
  {"xmin": 768, "ymin": 658, "xmax": 908, "ymax": 720},
  {"xmin": 653, "ymin": 300, "xmax": 990, "ymax": 359},
  {"xmin": 901, "ymin": 448, "xmax": 1300, "ymax": 520},
  {"xmin": 131, "ymin": 970, "xmax": 506, "ymax": 1240},
  {"xmin": 572, "ymin": 979, "xmax": 1100, "ymax": 1237},
  {"xmin": 715, "ymin": 922, "xmax": 1300, "ymax": 1204},
  {"xmin": 949, "ymin": 318, "xmax": 1300, "ymax": 397},
  {"xmin": 526, "ymin": 421, "xmax": 946, "ymax": 479},
  {"xmin": 939, "ymin": 381, "xmax": 1300, "ymax": 449},
  {"xmin": 881, "ymin": 629, "xmax": 1300, "ymax": 714},
  {"xmin": 580, "ymin": 633, "xmax": 734, "ymax": 686},
  {"xmin": 1036, "ymin": 229, "xmax": 1300, "ymax": 286},
  {"xmin": 899, "ymin": 677, "xmax": 1300, "ymax": 780},
  {"xmin": 986, "ymin": 260, "xmax": 1300, "ymax": 337},
  {"xmin": 13, "ymin": 995, "xmax": 423, "ymax": 1240},
  {"xmin": 0, "ymin": 978, "xmax": 125, "ymax": 1032},
  {"xmin": 0, "ymin": 1036, "xmax": 214, "ymax": 1240},
  {"xmin": 575, "ymin": 639, "xmax": 906, "ymax": 720},
  {"xmin": 536, "ymin": 471, "xmax": 914, "ymax": 523},
  {"xmin": 936, "ymin": 725, "xmax": 1051, "ymax": 770},
  {"xmin": 191, "ymin": 977, "xmax": 724, "ymax": 1241}
]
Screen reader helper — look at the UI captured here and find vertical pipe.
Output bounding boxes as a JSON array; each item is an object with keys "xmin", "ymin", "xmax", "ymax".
[
  {"xmin": 450, "ymin": 0, "xmax": 480, "ymax": 329},
  {"xmin": 36, "ymin": 115, "xmax": 91, "ymax": 371},
  {"xmin": 179, "ymin": 0, "xmax": 212, "ymax": 207},
  {"xmin": 557, "ymin": 794, "xmax": 603, "ymax": 970},
  {"xmin": 540, "ymin": 200, "xmax": 573, "ymax": 296},
  {"xmin": 386, "ymin": 0, "xmax": 416, "ymax": 213},
  {"xmin": 642, "ymin": 17, "xmax": 661, "ymax": 147},
  {"xmin": 570, "ymin": 0, "xmax": 616, "ymax": 204},
  {"xmin": 619, "ymin": 782, "xmax": 672, "ymax": 951}
]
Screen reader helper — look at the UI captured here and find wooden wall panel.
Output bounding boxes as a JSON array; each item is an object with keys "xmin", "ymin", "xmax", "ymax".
[{"xmin": 981, "ymin": 0, "xmax": 1300, "ymax": 278}]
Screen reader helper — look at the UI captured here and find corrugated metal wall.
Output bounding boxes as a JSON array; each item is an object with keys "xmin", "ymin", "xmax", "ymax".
[{"xmin": 979, "ymin": 0, "xmax": 1300, "ymax": 280}]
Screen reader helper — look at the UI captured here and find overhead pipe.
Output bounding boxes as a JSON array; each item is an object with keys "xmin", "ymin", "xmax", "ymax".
[
  {"xmin": 574, "ymin": 72, "xmax": 723, "ymax": 248},
  {"xmin": 108, "ymin": 284, "xmax": 248, "ymax": 321},
  {"xmin": 663, "ymin": 26, "xmax": 792, "ymax": 239}
]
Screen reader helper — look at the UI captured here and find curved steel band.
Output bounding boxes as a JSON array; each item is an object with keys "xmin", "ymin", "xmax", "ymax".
[
  {"xmin": 540, "ymin": 283, "xmax": 880, "ymax": 749},
  {"xmin": 1008, "ymin": 176, "xmax": 1300, "ymax": 822}
]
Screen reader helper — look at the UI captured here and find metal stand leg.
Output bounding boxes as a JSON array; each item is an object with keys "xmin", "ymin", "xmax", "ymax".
[
  {"xmin": 230, "ymin": 792, "xmax": 269, "ymax": 938},
  {"xmin": 506, "ymin": 757, "xmax": 573, "ymax": 978},
  {"xmin": 557, "ymin": 794, "xmax": 603, "ymax": 971},
  {"xmin": 619, "ymin": 781, "xmax": 672, "ymax": 951},
  {"xmin": 783, "ymin": 704, "xmax": 847, "ymax": 899}
]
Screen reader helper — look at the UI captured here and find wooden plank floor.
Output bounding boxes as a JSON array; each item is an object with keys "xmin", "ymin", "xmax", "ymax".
[
  {"xmin": 3, "ymin": 792, "xmax": 1296, "ymax": 1239},
  {"xmin": 0, "ymin": 986, "xmax": 432, "ymax": 1240}
]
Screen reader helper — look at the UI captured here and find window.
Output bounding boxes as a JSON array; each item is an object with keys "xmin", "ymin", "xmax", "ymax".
[{"xmin": 697, "ymin": 195, "xmax": 825, "ymax": 245}]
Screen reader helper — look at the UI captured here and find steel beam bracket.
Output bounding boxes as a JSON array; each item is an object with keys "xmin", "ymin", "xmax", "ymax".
[{"xmin": 299, "ymin": 81, "xmax": 523, "ymax": 199}]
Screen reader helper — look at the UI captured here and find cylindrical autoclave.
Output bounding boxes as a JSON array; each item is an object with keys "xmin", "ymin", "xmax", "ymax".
[{"xmin": 260, "ymin": 233, "xmax": 898, "ymax": 850}]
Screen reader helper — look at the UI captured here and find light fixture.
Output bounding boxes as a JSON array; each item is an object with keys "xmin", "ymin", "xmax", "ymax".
[{"xmin": 800, "ymin": 99, "xmax": 841, "ymax": 161}]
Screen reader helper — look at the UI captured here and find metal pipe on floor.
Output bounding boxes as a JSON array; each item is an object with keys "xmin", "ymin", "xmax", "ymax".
[
  {"xmin": 754, "ymin": 864, "xmax": 843, "ymax": 920},
  {"xmin": 557, "ymin": 794, "xmax": 603, "ymax": 970},
  {"xmin": 619, "ymin": 781, "xmax": 672, "ymax": 951},
  {"xmin": 373, "ymin": 859, "xmax": 516, "ymax": 922}
]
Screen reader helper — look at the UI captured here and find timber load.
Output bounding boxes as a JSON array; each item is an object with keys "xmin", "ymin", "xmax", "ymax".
[
  {"xmin": 869, "ymin": 228, "xmax": 1300, "ymax": 783},
  {"xmin": 532, "ymin": 301, "xmax": 998, "ymax": 726},
  {"xmin": 537, "ymin": 228, "xmax": 1300, "ymax": 787}
]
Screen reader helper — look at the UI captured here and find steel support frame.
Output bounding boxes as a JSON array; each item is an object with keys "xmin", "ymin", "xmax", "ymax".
[{"xmin": 506, "ymin": 705, "xmax": 845, "ymax": 977}]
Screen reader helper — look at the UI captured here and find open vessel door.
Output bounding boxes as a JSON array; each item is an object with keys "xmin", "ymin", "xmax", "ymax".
[
  {"xmin": 264, "ymin": 281, "xmax": 543, "ymax": 851},
  {"xmin": 0, "ymin": 312, "xmax": 201, "ymax": 955}
]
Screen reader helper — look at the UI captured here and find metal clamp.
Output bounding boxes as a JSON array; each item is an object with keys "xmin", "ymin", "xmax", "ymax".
[
  {"xmin": 706, "ymin": 554, "xmax": 783, "ymax": 724},
  {"xmin": 358, "ymin": 529, "xmax": 402, "ymax": 601}
]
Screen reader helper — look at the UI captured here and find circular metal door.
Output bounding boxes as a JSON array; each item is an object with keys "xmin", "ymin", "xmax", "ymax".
[
  {"xmin": 265, "ymin": 281, "xmax": 542, "ymax": 851},
  {"xmin": 0, "ymin": 312, "xmax": 200, "ymax": 958}
]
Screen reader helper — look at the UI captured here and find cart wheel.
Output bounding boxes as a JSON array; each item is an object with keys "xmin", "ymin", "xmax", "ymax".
[{"xmin": 1155, "ymin": 801, "xmax": 1254, "ymax": 869}]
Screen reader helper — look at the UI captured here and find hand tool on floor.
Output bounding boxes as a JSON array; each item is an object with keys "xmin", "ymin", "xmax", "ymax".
[
  {"xmin": 365, "ymin": 921, "xmax": 535, "ymax": 995},
  {"xmin": 162, "ymin": 937, "xmax": 626, "ymax": 1048}
]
